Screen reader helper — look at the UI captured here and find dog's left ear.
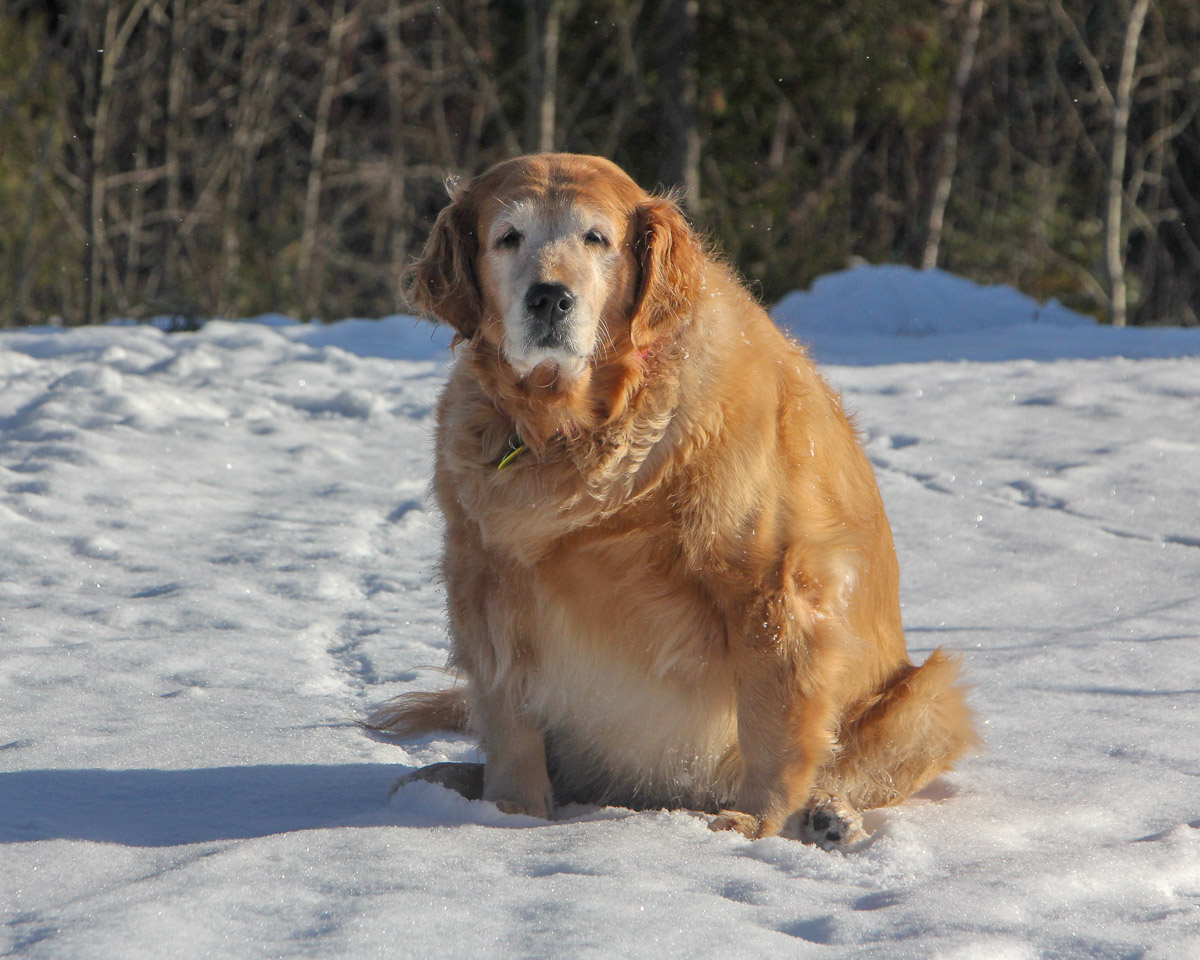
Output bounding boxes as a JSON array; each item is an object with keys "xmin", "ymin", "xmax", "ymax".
[
  {"xmin": 405, "ymin": 192, "xmax": 481, "ymax": 341},
  {"xmin": 630, "ymin": 196, "xmax": 705, "ymax": 351}
]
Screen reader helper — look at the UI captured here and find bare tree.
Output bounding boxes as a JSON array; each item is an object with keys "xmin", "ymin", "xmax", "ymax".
[
  {"xmin": 1050, "ymin": 0, "xmax": 1152, "ymax": 326},
  {"xmin": 923, "ymin": 0, "xmax": 986, "ymax": 270},
  {"xmin": 3, "ymin": 0, "xmax": 1197, "ymax": 327},
  {"xmin": 384, "ymin": 0, "xmax": 410, "ymax": 307},
  {"xmin": 525, "ymin": 0, "xmax": 566, "ymax": 153},
  {"xmin": 1105, "ymin": 0, "xmax": 1151, "ymax": 327},
  {"xmin": 656, "ymin": 0, "xmax": 700, "ymax": 208},
  {"xmin": 299, "ymin": 0, "xmax": 351, "ymax": 319}
]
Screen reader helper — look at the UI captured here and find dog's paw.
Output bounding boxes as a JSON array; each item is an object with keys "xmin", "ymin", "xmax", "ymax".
[
  {"xmin": 795, "ymin": 791, "xmax": 868, "ymax": 851},
  {"xmin": 708, "ymin": 809, "xmax": 765, "ymax": 838},
  {"xmin": 492, "ymin": 798, "xmax": 549, "ymax": 819}
]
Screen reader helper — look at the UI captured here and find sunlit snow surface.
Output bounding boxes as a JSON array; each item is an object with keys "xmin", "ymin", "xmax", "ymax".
[{"xmin": 3, "ymin": 267, "xmax": 1199, "ymax": 959}]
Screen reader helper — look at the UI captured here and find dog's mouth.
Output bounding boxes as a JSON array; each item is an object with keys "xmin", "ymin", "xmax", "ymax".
[
  {"xmin": 503, "ymin": 319, "xmax": 592, "ymax": 383},
  {"xmin": 512, "ymin": 347, "xmax": 591, "ymax": 386},
  {"xmin": 529, "ymin": 324, "xmax": 574, "ymax": 351}
]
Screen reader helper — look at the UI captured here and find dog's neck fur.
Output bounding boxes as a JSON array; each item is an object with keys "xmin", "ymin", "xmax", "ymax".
[{"xmin": 464, "ymin": 326, "xmax": 681, "ymax": 457}]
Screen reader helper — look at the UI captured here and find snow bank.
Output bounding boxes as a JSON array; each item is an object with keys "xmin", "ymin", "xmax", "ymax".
[
  {"xmin": 773, "ymin": 263, "xmax": 1200, "ymax": 364},
  {"xmin": 274, "ymin": 314, "xmax": 453, "ymax": 361},
  {"xmin": 775, "ymin": 263, "xmax": 1090, "ymax": 336}
]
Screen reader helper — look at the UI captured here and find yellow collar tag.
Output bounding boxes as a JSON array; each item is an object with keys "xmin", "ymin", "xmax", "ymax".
[{"xmin": 497, "ymin": 443, "xmax": 527, "ymax": 471}]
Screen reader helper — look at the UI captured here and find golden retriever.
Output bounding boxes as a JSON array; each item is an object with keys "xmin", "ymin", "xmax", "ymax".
[{"xmin": 368, "ymin": 153, "xmax": 976, "ymax": 847}]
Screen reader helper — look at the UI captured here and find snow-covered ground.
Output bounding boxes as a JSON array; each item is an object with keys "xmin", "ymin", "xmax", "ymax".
[{"xmin": 2, "ymin": 266, "xmax": 1199, "ymax": 959}]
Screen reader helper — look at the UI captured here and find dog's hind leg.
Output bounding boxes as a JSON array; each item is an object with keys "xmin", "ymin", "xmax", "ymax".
[
  {"xmin": 393, "ymin": 761, "xmax": 485, "ymax": 799},
  {"xmin": 818, "ymin": 648, "xmax": 978, "ymax": 811}
]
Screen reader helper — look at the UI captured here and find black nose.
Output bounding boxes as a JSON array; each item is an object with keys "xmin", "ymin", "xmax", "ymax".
[{"xmin": 525, "ymin": 282, "xmax": 576, "ymax": 328}]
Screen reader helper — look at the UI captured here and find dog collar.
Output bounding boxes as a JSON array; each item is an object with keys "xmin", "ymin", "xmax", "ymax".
[{"xmin": 496, "ymin": 434, "xmax": 527, "ymax": 470}]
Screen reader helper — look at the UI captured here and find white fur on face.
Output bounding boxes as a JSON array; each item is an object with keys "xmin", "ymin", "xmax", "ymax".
[{"xmin": 479, "ymin": 200, "xmax": 623, "ymax": 380}]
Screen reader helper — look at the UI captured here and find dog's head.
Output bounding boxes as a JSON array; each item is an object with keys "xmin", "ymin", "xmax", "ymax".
[{"xmin": 408, "ymin": 154, "xmax": 704, "ymax": 381}]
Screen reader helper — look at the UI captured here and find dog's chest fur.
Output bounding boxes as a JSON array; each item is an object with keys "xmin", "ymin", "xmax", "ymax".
[
  {"xmin": 440, "ymin": 394, "xmax": 742, "ymax": 807},
  {"xmin": 524, "ymin": 539, "xmax": 741, "ymax": 809}
]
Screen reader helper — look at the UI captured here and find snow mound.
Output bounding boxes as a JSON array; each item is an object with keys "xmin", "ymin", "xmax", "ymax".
[
  {"xmin": 772, "ymin": 264, "xmax": 1088, "ymax": 338},
  {"xmin": 771, "ymin": 263, "xmax": 1200, "ymax": 364},
  {"xmin": 275, "ymin": 314, "xmax": 452, "ymax": 360}
]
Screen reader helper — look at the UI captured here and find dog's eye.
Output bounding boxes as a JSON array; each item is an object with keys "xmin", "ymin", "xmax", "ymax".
[
  {"xmin": 496, "ymin": 228, "xmax": 522, "ymax": 250},
  {"xmin": 583, "ymin": 229, "xmax": 609, "ymax": 247}
]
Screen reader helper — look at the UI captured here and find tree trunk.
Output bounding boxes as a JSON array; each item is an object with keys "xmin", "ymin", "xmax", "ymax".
[
  {"xmin": 1106, "ymin": 0, "xmax": 1150, "ymax": 327},
  {"xmin": 162, "ymin": 0, "xmax": 188, "ymax": 303},
  {"xmin": 922, "ymin": 0, "xmax": 985, "ymax": 271},
  {"xmin": 538, "ymin": 0, "xmax": 560, "ymax": 152},
  {"xmin": 657, "ymin": 0, "xmax": 700, "ymax": 209},
  {"xmin": 525, "ymin": 0, "xmax": 563, "ymax": 153},
  {"xmin": 80, "ymin": 6, "xmax": 112, "ymax": 327},
  {"xmin": 300, "ymin": 0, "xmax": 349, "ymax": 320},
  {"xmin": 385, "ymin": 0, "xmax": 409, "ymax": 311}
]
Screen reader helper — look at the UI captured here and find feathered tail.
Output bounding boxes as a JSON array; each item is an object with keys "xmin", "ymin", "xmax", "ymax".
[{"xmin": 361, "ymin": 687, "xmax": 470, "ymax": 736}]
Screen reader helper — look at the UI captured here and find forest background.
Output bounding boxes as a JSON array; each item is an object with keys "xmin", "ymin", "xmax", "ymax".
[{"xmin": 1, "ymin": 0, "xmax": 1198, "ymax": 330}]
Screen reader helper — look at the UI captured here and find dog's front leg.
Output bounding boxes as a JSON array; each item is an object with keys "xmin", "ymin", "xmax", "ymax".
[
  {"xmin": 439, "ymin": 532, "xmax": 552, "ymax": 819},
  {"xmin": 471, "ymin": 686, "xmax": 554, "ymax": 818},
  {"xmin": 439, "ymin": 501, "xmax": 554, "ymax": 819},
  {"xmin": 711, "ymin": 600, "xmax": 839, "ymax": 839}
]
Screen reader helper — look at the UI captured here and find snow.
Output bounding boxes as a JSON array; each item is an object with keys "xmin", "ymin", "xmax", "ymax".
[
  {"xmin": 775, "ymin": 263, "xmax": 1200, "ymax": 364},
  {"xmin": 3, "ymin": 265, "xmax": 1199, "ymax": 959}
]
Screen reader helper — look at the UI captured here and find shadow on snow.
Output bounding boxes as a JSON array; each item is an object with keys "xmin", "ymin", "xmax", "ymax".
[
  {"xmin": 0, "ymin": 763, "xmax": 644, "ymax": 847},
  {"xmin": 0, "ymin": 764, "xmax": 411, "ymax": 847}
]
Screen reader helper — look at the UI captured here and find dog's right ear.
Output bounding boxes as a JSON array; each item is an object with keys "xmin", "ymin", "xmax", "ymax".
[{"xmin": 405, "ymin": 193, "xmax": 481, "ymax": 341}]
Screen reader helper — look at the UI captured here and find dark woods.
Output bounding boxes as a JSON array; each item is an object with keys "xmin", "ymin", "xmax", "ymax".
[{"xmin": 2, "ymin": 0, "xmax": 1198, "ymax": 328}]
